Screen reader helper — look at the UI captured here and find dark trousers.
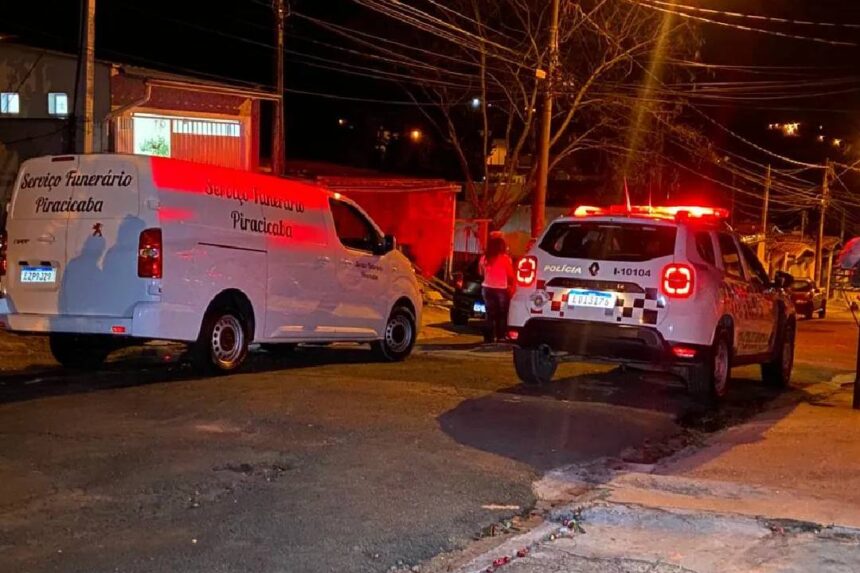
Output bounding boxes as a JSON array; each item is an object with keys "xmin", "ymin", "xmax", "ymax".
[{"xmin": 482, "ymin": 287, "xmax": 510, "ymax": 341}]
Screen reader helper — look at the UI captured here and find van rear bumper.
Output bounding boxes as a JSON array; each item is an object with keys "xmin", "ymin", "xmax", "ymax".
[{"xmin": 0, "ymin": 302, "xmax": 200, "ymax": 342}]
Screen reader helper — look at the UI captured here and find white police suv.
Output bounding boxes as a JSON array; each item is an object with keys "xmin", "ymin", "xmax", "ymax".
[{"xmin": 507, "ymin": 205, "xmax": 797, "ymax": 404}]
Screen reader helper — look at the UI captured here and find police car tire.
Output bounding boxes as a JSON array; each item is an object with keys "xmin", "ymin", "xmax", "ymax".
[
  {"xmin": 450, "ymin": 309, "xmax": 469, "ymax": 326},
  {"xmin": 762, "ymin": 321, "xmax": 795, "ymax": 388},
  {"xmin": 687, "ymin": 327, "xmax": 731, "ymax": 404},
  {"xmin": 49, "ymin": 334, "xmax": 110, "ymax": 370},
  {"xmin": 372, "ymin": 305, "xmax": 417, "ymax": 362},
  {"xmin": 191, "ymin": 305, "xmax": 250, "ymax": 374},
  {"xmin": 513, "ymin": 345, "xmax": 557, "ymax": 386}
]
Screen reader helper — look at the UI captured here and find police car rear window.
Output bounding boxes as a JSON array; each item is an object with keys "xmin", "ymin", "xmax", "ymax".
[{"xmin": 539, "ymin": 222, "xmax": 676, "ymax": 262}]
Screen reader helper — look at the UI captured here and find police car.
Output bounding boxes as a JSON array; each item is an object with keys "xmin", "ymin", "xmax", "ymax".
[{"xmin": 507, "ymin": 205, "xmax": 796, "ymax": 404}]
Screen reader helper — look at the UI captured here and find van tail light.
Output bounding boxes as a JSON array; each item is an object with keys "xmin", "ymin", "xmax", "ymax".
[
  {"xmin": 516, "ymin": 255, "xmax": 538, "ymax": 287},
  {"xmin": 0, "ymin": 228, "xmax": 6, "ymax": 277},
  {"xmin": 138, "ymin": 228, "xmax": 162, "ymax": 279},
  {"xmin": 662, "ymin": 263, "xmax": 694, "ymax": 298}
]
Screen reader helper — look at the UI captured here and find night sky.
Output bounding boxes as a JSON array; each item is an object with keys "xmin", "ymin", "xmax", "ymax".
[{"xmin": 3, "ymin": 1, "xmax": 860, "ymax": 228}]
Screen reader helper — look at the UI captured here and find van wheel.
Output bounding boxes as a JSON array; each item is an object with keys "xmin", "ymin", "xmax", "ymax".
[
  {"xmin": 762, "ymin": 320, "xmax": 795, "ymax": 388},
  {"xmin": 687, "ymin": 327, "xmax": 731, "ymax": 406},
  {"xmin": 49, "ymin": 334, "xmax": 111, "ymax": 370},
  {"xmin": 192, "ymin": 306, "xmax": 250, "ymax": 374},
  {"xmin": 513, "ymin": 345, "xmax": 557, "ymax": 386},
  {"xmin": 372, "ymin": 305, "xmax": 416, "ymax": 362}
]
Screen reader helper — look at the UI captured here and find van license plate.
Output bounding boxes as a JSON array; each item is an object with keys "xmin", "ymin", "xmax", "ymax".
[
  {"xmin": 568, "ymin": 290, "xmax": 615, "ymax": 309},
  {"xmin": 473, "ymin": 302, "xmax": 486, "ymax": 314},
  {"xmin": 20, "ymin": 267, "xmax": 57, "ymax": 284}
]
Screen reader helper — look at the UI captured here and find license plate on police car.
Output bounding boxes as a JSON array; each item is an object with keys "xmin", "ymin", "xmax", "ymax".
[
  {"xmin": 20, "ymin": 266, "xmax": 57, "ymax": 284},
  {"xmin": 568, "ymin": 289, "xmax": 615, "ymax": 309}
]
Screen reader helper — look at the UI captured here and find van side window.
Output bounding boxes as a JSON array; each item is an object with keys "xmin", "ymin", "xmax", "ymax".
[
  {"xmin": 695, "ymin": 232, "xmax": 716, "ymax": 266},
  {"xmin": 330, "ymin": 199, "xmax": 380, "ymax": 253},
  {"xmin": 717, "ymin": 233, "xmax": 745, "ymax": 280}
]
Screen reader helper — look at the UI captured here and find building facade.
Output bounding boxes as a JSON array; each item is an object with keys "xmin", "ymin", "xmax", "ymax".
[{"xmin": 0, "ymin": 43, "xmax": 278, "ymax": 204}]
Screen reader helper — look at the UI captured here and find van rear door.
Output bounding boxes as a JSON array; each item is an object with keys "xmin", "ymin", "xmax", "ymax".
[
  {"xmin": 62, "ymin": 155, "xmax": 144, "ymax": 316},
  {"xmin": 5, "ymin": 156, "xmax": 75, "ymax": 315}
]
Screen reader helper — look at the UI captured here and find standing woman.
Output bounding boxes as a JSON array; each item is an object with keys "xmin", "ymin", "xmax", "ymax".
[{"xmin": 479, "ymin": 233, "xmax": 515, "ymax": 342}]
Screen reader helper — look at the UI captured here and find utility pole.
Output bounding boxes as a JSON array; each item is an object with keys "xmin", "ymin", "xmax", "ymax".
[
  {"xmin": 531, "ymin": 0, "xmax": 560, "ymax": 238},
  {"xmin": 815, "ymin": 159, "xmax": 831, "ymax": 286},
  {"xmin": 273, "ymin": 0, "xmax": 286, "ymax": 175},
  {"xmin": 757, "ymin": 165, "xmax": 771, "ymax": 262},
  {"xmin": 801, "ymin": 210, "xmax": 807, "ymax": 239},
  {"xmin": 82, "ymin": 0, "xmax": 96, "ymax": 153}
]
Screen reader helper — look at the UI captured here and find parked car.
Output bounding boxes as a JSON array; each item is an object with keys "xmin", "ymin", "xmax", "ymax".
[
  {"xmin": 450, "ymin": 258, "xmax": 486, "ymax": 326},
  {"xmin": 788, "ymin": 278, "xmax": 826, "ymax": 319},
  {"xmin": 0, "ymin": 154, "xmax": 422, "ymax": 372},
  {"xmin": 508, "ymin": 204, "xmax": 797, "ymax": 404}
]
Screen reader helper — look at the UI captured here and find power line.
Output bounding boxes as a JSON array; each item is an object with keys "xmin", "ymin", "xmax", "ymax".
[
  {"xmin": 632, "ymin": 0, "xmax": 859, "ymax": 47},
  {"xmin": 645, "ymin": 0, "xmax": 860, "ymax": 30}
]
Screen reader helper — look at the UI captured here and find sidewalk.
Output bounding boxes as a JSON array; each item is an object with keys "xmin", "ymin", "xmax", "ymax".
[{"xmin": 445, "ymin": 378, "xmax": 860, "ymax": 573}]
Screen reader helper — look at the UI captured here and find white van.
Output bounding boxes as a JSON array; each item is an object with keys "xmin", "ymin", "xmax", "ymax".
[{"xmin": 0, "ymin": 154, "xmax": 422, "ymax": 372}]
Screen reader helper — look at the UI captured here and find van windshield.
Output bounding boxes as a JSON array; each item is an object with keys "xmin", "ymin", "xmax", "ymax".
[{"xmin": 540, "ymin": 221, "xmax": 676, "ymax": 262}]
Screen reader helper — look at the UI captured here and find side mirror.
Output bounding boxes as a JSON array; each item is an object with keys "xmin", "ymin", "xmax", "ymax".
[
  {"xmin": 374, "ymin": 234, "xmax": 396, "ymax": 255},
  {"xmin": 773, "ymin": 271, "xmax": 793, "ymax": 290}
]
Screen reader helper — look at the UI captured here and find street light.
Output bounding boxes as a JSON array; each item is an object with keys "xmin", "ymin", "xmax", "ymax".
[
  {"xmin": 470, "ymin": 97, "xmax": 481, "ymax": 109},
  {"xmin": 409, "ymin": 129, "xmax": 423, "ymax": 142}
]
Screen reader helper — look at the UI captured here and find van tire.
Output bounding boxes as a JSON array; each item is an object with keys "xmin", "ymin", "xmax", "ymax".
[
  {"xmin": 49, "ymin": 334, "xmax": 111, "ymax": 370},
  {"xmin": 191, "ymin": 305, "xmax": 250, "ymax": 374},
  {"xmin": 513, "ymin": 345, "xmax": 557, "ymax": 386},
  {"xmin": 686, "ymin": 327, "xmax": 731, "ymax": 406},
  {"xmin": 372, "ymin": 305, "xmax": 416, "ymax": 362}
]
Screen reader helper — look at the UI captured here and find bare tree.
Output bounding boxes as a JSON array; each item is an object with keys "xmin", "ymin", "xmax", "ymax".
[{"xmin": 375, "ymin": 0, "xmax": 696, "ymax": 227}]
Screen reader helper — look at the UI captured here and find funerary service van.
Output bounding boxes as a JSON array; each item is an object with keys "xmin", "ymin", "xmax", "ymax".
[{"xmin": 0, "ymin": 154, "xmax": 422, "ymax": 372}]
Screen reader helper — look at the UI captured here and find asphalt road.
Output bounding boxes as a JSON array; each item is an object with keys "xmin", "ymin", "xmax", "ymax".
[{"xmin": 0, "ymin": 313, "xmax": 854, "ymax": 573}]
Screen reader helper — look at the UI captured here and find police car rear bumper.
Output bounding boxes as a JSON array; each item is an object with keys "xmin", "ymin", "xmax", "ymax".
[{"xmin": 510, "ymin": 318, "xmax": 704, "ymax": 366}]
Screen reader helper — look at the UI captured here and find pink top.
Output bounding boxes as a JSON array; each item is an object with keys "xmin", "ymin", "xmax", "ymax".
[{"xmin": 480, "ymin": 254, "xmax": 515, "ymax": 289}]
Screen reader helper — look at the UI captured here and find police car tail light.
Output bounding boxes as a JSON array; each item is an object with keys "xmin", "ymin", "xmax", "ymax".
[
  {"xmin": 138, "ymin": 228, "xmax": 163, "ymax": 279},
  {"xmin": 516, "ymin": 256, "xmax": 538, "ymax": 287},
  {"xmin": 662, "ymin": 263, "xmax": 694, "ymax": 298},
  {"xmin": 0, "ymin": 228, "xmax": 6, "ymax": 277}
]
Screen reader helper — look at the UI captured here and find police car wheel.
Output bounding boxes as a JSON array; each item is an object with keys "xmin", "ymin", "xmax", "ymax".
[
  {"xmin": 49, "ymin": 334, "xmax": 111, "ymax": 370},
  {"xmin": 687, "ymin": 328, "xmax": 731, "ymax": 405},
  {"xmin": 372, "ymin": 305, "xmax": 416, "ymax": 362},
  {"xmin": 192, "ymin": 306, "xmax": 250, "ymax": 374},
  {"xmin": 762, "ymin": 321, "xmax": 795, "ymax": 388},
  {"xmin": 513, "ymin": 345, "xmax": 557, "ymax": 386}
]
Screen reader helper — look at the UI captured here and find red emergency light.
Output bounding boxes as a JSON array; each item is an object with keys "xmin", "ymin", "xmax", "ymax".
[{"xmin": 571, "ymin": 204, "xmax": 729, "ymax": 223}]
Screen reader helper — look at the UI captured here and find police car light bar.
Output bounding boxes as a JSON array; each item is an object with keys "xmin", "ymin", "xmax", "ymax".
[{"xmin": 571, "ymin": 204, "xmax": 729, "ymax": 222}]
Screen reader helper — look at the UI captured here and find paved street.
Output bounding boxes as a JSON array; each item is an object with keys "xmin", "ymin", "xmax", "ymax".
[{"xmin": 0, "ymin": 312, "xmax": 855, "ymax": 573}]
